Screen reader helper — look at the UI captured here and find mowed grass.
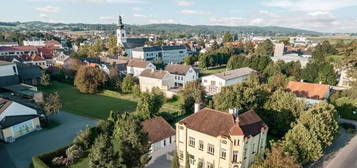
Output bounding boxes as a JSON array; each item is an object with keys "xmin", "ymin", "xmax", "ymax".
[
  {"xmin": 41, "ymin": 82, "xmax": 137, "ymax": 119},
  {"xmin": 200, "ymin": 66, "xmax": 227, "ymax": 76}
]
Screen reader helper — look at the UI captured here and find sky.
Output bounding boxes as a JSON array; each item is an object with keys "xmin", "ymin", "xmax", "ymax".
[{"xmin": 1, "ymin": 0, "xmax": 357, "ymax": 33}]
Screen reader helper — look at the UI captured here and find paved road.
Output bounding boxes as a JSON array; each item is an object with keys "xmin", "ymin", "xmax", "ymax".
[
  {"xmin": 310, "ymin": 118, "xmax": 357, "ymax": 168},
  {"xmin": 0, "ymin": 112, "xmax": 96, "ymax": 168}
]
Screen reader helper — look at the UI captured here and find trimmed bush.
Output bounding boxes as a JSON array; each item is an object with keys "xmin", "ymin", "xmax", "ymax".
[{"xmin": 32, "ymin": 145, "xmax": 69, "ymax": 168}]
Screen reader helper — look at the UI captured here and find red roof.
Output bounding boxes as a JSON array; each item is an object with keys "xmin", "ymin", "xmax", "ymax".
[
  {"xmin": 37, "ymin": 47, "xmax": 56, "ymax": 59},
  {"xmin": 286, "ymin": 81, "xmax": 330, "ymax": 100},
  {"xmin": 179, "ymin": 108, "xmax": 267, "ymax": 138},
  {"xmin": 142, "ymin": 117, "xmax": 175, "ymax": 143}
]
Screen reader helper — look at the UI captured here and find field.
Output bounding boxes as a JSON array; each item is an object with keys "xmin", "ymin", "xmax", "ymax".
[
  {"xmin": 40, "ymin": 82, "xmax": 137, "ymax": 120},
  {"xmin": 200, "ymin": 66, "xmax": 227, "ymax": 76}
]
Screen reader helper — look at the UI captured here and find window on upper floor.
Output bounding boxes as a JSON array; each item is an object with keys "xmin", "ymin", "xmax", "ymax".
[
  {"xmin": 164, "ymin": 139, "xmax": 166, "ymax": 146},
  {"xmin": 211, "ymin": 81, "xmax": 216, "ymax": 86},
  {"xmin": 233, "ymin": 151, "xmax": 238, "ymax": 163},
  {"xmin": 204, "ymin": 80, "xmax": 207, "ymax": 83},
  {"xmin": 252, "ymin": 143, "xmax": 256, "ymax": 154},
  {"xmin": 221, "ymin": 140, "xmax": 227, "ymax": 144},
  {"xmin": 199, "ymin": 140, "xmax": 204, "ymax": 151},
  {"xmin": 189, "ymin": 154, "xmax": 195, "ymax": 165},
  {"xmin": 220, "ymin": 148, "xmax": 226, "ymax": 160},
  {"xmin": 208, "ymin": 144, "xmax": 215, "ymax": 155},
  {"xmin": 244, "ymin": 148, "xmax": 247, "ymax": 159},
  {"xmin": 189, "ymin": 137, "xmax": 195, "ymax": 147}
]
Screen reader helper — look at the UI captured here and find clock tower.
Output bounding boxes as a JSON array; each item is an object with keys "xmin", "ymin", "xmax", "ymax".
[{"xmin": 117, "ymin": 15, "xmax": 127, "ymax": 46}]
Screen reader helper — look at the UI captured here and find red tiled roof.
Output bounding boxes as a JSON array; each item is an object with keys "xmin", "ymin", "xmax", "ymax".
[
  {"xmin": 142, "ymin": 117, "xmax": 175, "ymax": 143},
  {"xmin": 37, "ymin": 47, "xmax": 55, "ymax": 59},
  {"xmin": 44, "ymin": 40, "xmax": 60, "ymax": 46},
  {"xmin": 179, "ymin": 108, "xmax": 267, "ymax": 138},
  {"xmin": 286, "ymin": 81, "xmax": 330, "ymax": 100}
]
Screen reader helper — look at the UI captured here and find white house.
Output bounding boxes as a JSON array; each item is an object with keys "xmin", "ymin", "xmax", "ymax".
[
  {"xmin": 142, "ymin": 117, "xmax": 176, "ymax": 166},
  {"xmin": 0, "ymin": 61, "xmax": 19, "ymax": 87},
  {"xmin": 286, "ymin": 81, "xmax": 331, "ymax": 105},
  {"xmin": 23, "ymin": 38, "xmax": 45, "ymax": 46},
  {"xmin": 127, "ymin": 59, "xmax": 156, "ymax": 77},
  {"xmin": 165, "ymin": 64, "xmax": 198, "ymax": 88},
  {"xmin": 0, "ymin": 98, "xmax": 41, "ymax": 143},
  {"xmin": 201, "ymin": 67, "xmax": 256, "ymax": 95},
  {"xmin": 132, "ymin": 45, "xmax": 188, "ymax": 64},
  {"xmin": 138, "ymin": 69, "xmax": 174, "ymax": 93}
]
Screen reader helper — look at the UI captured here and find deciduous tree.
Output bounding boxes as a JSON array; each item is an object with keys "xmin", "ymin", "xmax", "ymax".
[{"xmin": 74, "ymin": 66, "xmax": 108, "ymax": 94}]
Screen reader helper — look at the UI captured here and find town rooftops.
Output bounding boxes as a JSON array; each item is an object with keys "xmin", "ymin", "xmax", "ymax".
[
  {"xmin": 142, "ymin": 116, "xmax": 175, "ymax": 143},
  {"xmin": 286, "ymin": 81, "xmax": 330, "ymax": 100},
  {"xmin": 179, "ymin": 108, "xmax": 267, "ymax": 138},
  {"xmin": 165, "ymin": 64, "xmax": 192, "ymax": 75},
  {"xmin": 139, "ymin": 69, "xmax": 168, "ymax": 79},
  {"xmin": 127, "ymin": 59, "xmax": 151, "ymax": 68},
  {"xmin": 213, "ymin": 67, "xmax": 256, "ymax": 81},
  {"xmin": 0, "ymin": 61, "xmax": 14, "ymax": 66}
]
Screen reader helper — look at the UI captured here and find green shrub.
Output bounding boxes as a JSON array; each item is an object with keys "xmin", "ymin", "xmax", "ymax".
[
  {"xmin": 32, "ymin": 145, "xmax": 69, "ymax": 168},
  {"xmin": 66, "ymin": 144, "xmax": 85, "ymax": 161},
  {"xmin": 73, "ymin": 126, "xmax": 98, "ymax": 149}
]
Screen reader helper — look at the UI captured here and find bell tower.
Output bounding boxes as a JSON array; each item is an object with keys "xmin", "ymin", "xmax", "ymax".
[{"xmin": 117, "ymin": 15, "xmax": 127, "ymax": 46}]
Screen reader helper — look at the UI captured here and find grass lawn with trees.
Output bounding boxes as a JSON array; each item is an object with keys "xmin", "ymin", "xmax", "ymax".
[{"xmin": 41, "ymin": 81, "xmax": 137, "ymax": 119}]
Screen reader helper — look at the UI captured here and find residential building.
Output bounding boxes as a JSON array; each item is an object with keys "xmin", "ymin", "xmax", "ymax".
[
  {"xmin": 274, "ymin": 43, "xmax": 284, "ymax": 57},
  {"xmin": 142, "ymin": 117, "xmax": 176, "ymax": 166},
  {"xmin": 0, "ymin": 61, "xmax": 19, "ymax": 87},
  {"xmin": 0, "ymin": 42, "xmax": 19, "ymax": 47},
  {"xmin": 138, "ymin": 69, "xmax": 174, "ymax": 93},
  {"xmin": 23, "ymin": 38, "xmax": 45, "ymax": 46},
  {"xmin": 127, "ymin": 59, "xmax": 156, "ymax": 77},
  {"xmin": 0, "ymin": 98, "xmax": 41, "ymax": 143},
  {"xmin": 338, "ymin": 68, "xmax": 354, "ymax": 88},
  {"xmin": 132, "ymin": 45, "xmax": 188, "ymax": 64},
  {"xmin": 165, "ymin": 64, "xmax": 198, "ymax": 87},
  {"xmin": 0, "ymin": 46, "xmax": 38, "ymax": 56},
  {"xmin": 286, "ymin": 81, "xmax": 331, "ymax": 104},
  {"xmin": 201, "ymin": 67, "xmax": 256, "ymax": 95},
  {"xmin": 15, "ymin": 62, "xmax": 42, "ymax": 86},
  {"xmin": 176, "ymin": 108, "xmax": 268, "ymax": 168},
  {"xmin": 271, "ymin": 54, "xmax": 309, "ymax": 67}
]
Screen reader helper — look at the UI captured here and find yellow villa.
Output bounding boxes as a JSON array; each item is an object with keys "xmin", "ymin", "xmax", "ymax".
[{"xmin": 176, "ymin": 108, "xmax": 268, "ymax": 168}]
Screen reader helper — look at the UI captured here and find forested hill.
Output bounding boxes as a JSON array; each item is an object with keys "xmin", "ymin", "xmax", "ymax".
[
  {"xmin": 0, "ymin": 21, "xmax": 320, "ymax": 36},
  {"xmin": 128, "ymin": 24, "xmax": 321, "ymax": 36}
]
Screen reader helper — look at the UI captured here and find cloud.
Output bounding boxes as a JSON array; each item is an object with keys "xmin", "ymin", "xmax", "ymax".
[
  {"xmin": 308, "ymin": 11, "xmax": 329, "ymax": 16},
  {"xmin": 39, "ymin": 13, "xmax": 48, "ymax": 18},
  {"xmin": 264, "ymin": 0, "xmax": 357, "ymax": 11},
  {"xmin": 133, "ymin": 13, "xmax": 150, "ymax": 18},
  {"xmin": 79, "ymin": 0, "xmax": 145, "ymax": 3},
  {"xmin": 177, "ymin": 0, "xmax": 194, "ymax": 6},
  {"xmin": 181, "ymin": 9, "xmax": 197, "ymax": 15},
  {"xmin": 36, "ymin": 5, "xmax": 60, "ymax": 13},
  {"xmin": 132, "ymin": 7, "xmax": 142, "ymax": 11}
]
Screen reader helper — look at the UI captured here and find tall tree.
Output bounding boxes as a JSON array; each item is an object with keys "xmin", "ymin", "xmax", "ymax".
[
  {"xmin": 180, "ymin": 81, "xmax": 206, "ymax": 113},
  {"xmin": 114, "ymin": 113, "xmax": 151, "ymax": 168},
  {"xmin": 74, "ymin": 66, "xmax": 108, "ymax": 94},
  {"xmin": 107, "ymin": 35, "xmax": 119, "ymax": 56},
  {"xmin": 121, "ymin": 74, "xmax": 136, "ymax": 93},
  {"xmin": 136, "ymin": 90, "xmax": 164, "ymax": 120},
  {"xmin": 40, "ymin": 72, "xmax": 51, "ymax": 86},
  {"xmin": 88, "ymin": 134, "xmax": 116, "ymax": 168},
  {"xmin": 44, "ymin": 92, "xmax": 62, "ymax": 117},
  {"xmin": 255, "ymin": 40, "xmax": 274, "ymax": 56},
  {"xmin": 222, "ymin": 32, "xmax": 233, "ymax": 43},
  {"xmin": 251, "ymin": 143, "xmax": 301, "ymax": 168},
  {"xmin": 263, "ymin": 90, "xmax": 304, "ymax": 136}
]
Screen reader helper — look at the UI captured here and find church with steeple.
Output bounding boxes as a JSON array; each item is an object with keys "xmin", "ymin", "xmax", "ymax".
[{"xmin": 116, "ymin": 15, "xmax": 148, "ymax": 56}]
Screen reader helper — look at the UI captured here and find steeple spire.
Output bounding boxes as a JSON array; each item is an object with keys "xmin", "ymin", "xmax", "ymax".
[{"xmin": 118, "ymin": 15, "xmax": 124, "ymax": 30}]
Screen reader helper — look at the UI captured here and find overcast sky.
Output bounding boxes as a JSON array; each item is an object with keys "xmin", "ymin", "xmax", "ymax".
[{"xmin": 1, "ymin": 0, "xmax": 357, "ymax": 33}]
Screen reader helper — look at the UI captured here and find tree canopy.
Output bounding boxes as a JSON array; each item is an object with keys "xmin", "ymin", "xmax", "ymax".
[{"xmin": 74, "ymin": 66, "xmax": 108, "ymax": 94}]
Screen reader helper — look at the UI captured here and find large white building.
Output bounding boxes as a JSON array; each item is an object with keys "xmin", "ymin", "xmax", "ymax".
[
  {"xmin": 0, "ymin": 98, "xmax": 41, "ymax": 143},
  {"xmin": 165, "ymin": 64, "xmax": 198, "ymax": 87},
  {"xmin": 201, "ymin": 67, "xmax": 256, "ymax": 95},
  {"xmin": 132, "ymin": 45, "xmax": 188, "ymax": 64}
]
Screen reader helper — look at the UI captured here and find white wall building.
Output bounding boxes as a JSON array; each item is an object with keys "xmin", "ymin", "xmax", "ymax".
[
  {"xmin": 132, "ymin": 45, "xmax": 188, "ymax": 64},
  {"xmin": 142, "ymin": 117, "xmax": 176, "ymax": 166},
  {"xmin": 23, "ymin": 38, "xmax": 45, "ymax": 46},
  {"xmin": 201, "ymin": 67, "xmax": 256, "ymax": 95},
  {"xmin": 0, "ymin": 98, "xmax": 41, "ymax": 143},
  {"xmin": 127, "ymin": 59, "xmax": 156, "ymax": 77},
  {"xmin": 165, "ymin": 64, "xmax": 198, "ymax": 88},
  {"xmin": 138, "ymin": 69, "xmax": 174, "ymax": 94}
]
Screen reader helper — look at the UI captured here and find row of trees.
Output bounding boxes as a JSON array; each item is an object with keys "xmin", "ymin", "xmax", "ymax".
[{"xmin": 71, "ymin": 35, "xmax": 121, "ymax": 58}]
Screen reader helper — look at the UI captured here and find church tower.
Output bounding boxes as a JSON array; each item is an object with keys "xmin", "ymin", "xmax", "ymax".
[{"xmin": 117, "ymin": 15, "xmax": 127, "ymax": 46}]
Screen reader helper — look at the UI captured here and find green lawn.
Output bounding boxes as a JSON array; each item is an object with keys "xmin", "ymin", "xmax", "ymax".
[
  {"xmin": 41, "ymin": 82, "xmax": 137, "ymax": 120},
  {"xmin": 200, "ymin": 66, "xmax": 227, "ymax": 76}
]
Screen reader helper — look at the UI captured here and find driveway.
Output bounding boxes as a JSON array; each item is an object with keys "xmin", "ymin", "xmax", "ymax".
[
  {"xmin": 0, "ymin": 112, "xmax": 96, "ymax": 168},
  {"xmin": 309, "ymin": 118, "xmax": 357, "ymax": 168}
]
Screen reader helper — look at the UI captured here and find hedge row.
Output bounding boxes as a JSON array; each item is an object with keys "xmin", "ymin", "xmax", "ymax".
[{"xmin": 32, "ymin": 145, "xmax": 70, "ymax": 168}]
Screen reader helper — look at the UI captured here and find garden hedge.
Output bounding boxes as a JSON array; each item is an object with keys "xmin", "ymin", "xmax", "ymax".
[{"xmin": 32, "ymin": 145, "xmax": 70, "ymax": 168}]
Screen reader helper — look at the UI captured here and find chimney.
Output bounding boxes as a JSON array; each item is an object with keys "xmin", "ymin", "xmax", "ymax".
[
  {"xmin": 194, "ymin": 103, "xmax": 201, "ymax": 113},
  {"xmin": 229, "ymin": 108, "xmax": 239, "ymax": 120}
]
